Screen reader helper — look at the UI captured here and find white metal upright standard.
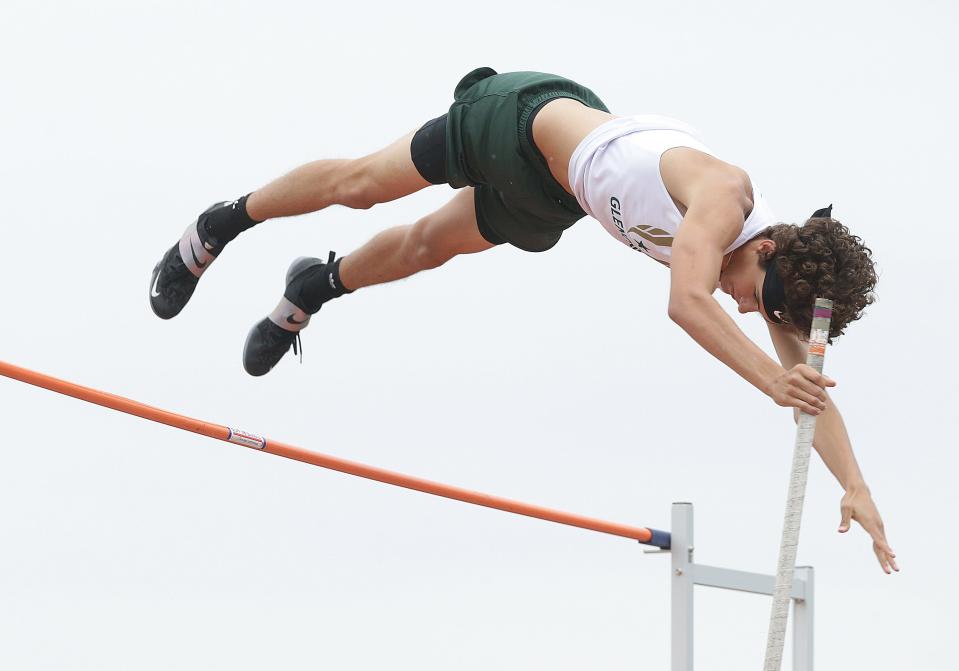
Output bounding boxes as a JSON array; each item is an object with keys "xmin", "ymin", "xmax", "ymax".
[
  {"xmin": 792, "ymin": 565, "xmax": 815, "ymax": 667},
  {"xmin": 670, "ymin": 502, "xmax": 695, "ymax": 670},
  {"xmin": 658, "ymin": 502, "xmax": 815, "ymax": 671}
]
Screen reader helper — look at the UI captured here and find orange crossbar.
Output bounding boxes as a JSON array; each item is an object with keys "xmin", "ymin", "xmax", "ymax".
[{"xmin": 0, "ymin": 360, "xmax": 669, "ymax": 546}]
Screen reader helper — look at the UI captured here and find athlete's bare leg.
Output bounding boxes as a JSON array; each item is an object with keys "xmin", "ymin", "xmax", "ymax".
[
  {"xmin": 245, "ymin": 125, "xmax": 494, "ymax": 288},
  {"xmin": 245, "ymin": 130, "xmax": 431, "ymax": 221},
  {"xmin": 151, "ymin": 126, "xmax": 493, "ymax": 326},
  {"xmin": 339, "ymin": 187, "xmax": 494, "ymax": 290}
]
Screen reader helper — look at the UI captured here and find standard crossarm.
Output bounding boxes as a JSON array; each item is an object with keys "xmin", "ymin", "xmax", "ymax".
[
  {"xmin": 0, "ymin": 360, "xmax": 670, "ymax": 548},
  {"xmin": 692, "ymin": 564, "xmax": 808, "ymax": 600}
]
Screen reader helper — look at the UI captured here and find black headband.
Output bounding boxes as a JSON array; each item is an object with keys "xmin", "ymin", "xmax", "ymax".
[
  {"xmin": 761, "ymin": 204, "xmax": 833, "ymax": 324},
  {"xmin": 762, "ymin": 260, "xmax": 788, "ymax": 323}
]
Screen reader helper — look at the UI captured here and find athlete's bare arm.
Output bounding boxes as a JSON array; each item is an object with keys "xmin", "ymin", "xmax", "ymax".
[
  {"xmin": 663, "ymin": 149, "xmax": 832, "ymax": 415},
  {"xmin": 767, "ymin": 322, "xmax": 899, "ymax": 573}
]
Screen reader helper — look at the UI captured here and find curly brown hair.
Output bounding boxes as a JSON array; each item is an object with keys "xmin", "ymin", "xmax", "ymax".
[{"xmin": 756, "ymin": 217, "xmax": 877, "ymax": 342}]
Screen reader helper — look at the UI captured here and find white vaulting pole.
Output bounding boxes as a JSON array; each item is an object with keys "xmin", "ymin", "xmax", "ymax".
[{"xmin": 763, "ymin": 298, "xmax": 833, "ymax": 670}]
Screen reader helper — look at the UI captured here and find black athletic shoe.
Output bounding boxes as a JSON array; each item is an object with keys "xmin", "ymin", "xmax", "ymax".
[
  {"xmin": 149, "ymin": 202, "xmax": 230, "ymax": 319},
  {"xmin": 242, "ymin": 255, "xmax": 331, "ymax": 377}
]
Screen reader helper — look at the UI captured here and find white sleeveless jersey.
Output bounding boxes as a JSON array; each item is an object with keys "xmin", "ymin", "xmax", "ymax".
[{"xmin": 568, "ymin": 115, "xmax": 777, "ymax": 265}]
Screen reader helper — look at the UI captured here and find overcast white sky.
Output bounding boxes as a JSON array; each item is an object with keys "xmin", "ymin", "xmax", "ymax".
[{"xmin": 1, "ymin": 1, "xmax": 955, "ymax": 669}]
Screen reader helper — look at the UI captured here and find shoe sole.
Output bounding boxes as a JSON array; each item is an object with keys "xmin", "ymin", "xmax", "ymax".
[
  {"xmin": 242, "ymin": 319, "xmax": 274, "ymax": 377},
  {"xmin": 149, "ymin": 244, "xmax": 189, "ymax": 320}
]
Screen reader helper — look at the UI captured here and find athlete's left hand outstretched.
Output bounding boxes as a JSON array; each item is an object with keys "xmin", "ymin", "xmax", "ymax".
[{"xmin": 839, "ymin": 485, "xmax": 899, "ymax": 574}]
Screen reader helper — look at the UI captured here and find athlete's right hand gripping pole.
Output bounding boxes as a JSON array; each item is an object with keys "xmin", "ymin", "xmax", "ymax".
[{"xmin": 763, "ymin": 298, "xmax": 833, "ymax": 671}]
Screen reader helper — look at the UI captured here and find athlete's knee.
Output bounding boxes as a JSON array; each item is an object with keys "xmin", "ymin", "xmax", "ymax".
[
  {"xmin": 407, "ymin": 216, "xmax": 456, "ymax": 270},
  {"xmin": 334, "ymin": 160, "xmax": 381, "ymax": 210}
]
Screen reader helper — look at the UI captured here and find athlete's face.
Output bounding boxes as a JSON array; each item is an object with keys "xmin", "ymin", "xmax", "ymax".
[{"xmin": 718, "ymin": 239, "xmax": 778, "ymax": 321}]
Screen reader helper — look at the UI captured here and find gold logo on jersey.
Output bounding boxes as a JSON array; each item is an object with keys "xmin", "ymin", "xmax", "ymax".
[{"xmin": 627, "ymin": 225, "xmax": 674, "ymax": 247}]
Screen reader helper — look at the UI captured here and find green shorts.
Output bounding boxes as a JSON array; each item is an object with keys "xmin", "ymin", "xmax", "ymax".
[{"xmin": 444, "ymin": 67, "xmax": 609, "ymax": 252}]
